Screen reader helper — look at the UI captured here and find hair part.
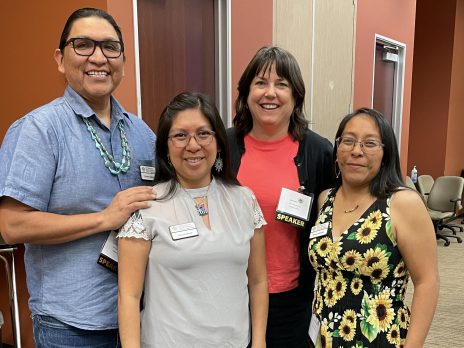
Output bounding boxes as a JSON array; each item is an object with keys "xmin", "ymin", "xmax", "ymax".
[
  {"xmin": 58, "ymin": 8, "xmax": 124, "ymax": 53},
  {"xmin": 155, "ymin": 92, "xmax": 239, "ymax": 199},
  {"xmin": 233, "ymin": 46, "xmax": 308, "ymax": 140},
  {"xmin": 334, "ymin": 107, "xmax": 404, "ymax": 198}
]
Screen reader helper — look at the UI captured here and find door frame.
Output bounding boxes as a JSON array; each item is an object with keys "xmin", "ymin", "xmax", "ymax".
[
  {"xmin": 372, "ymin": 34, "xmax": 406, "ymax": 151},
  {"xmin": 132, "ymin": 0, "xmax": 232, "ymax": 125}
]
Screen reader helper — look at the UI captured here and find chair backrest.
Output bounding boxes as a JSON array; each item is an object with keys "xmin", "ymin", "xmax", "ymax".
[
  {"xmin": 427, "ymin": 176, "xmax": 464, "ymax": 212},
  {"xmin": 417, "ymin": 174, "xmax": 434, "ymax": 202},
  {"xmin": 405, "ymin": 176, "xmax": 416, "ymax": 190}
]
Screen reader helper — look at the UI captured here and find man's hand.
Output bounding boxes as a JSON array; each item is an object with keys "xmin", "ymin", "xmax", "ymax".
[{"xmin": 100, "ymin": 186, "xmax": 156, "ymax": 231}]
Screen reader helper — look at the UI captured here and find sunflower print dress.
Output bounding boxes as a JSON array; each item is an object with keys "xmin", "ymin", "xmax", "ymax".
[{"xmin": 309, "ymin": 188, "xmax": 410, "ymax": 348}]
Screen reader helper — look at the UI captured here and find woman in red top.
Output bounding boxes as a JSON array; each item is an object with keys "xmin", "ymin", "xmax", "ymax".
[{"xmin": 227, "ymin": 46, "xmax": 334, "ymax": 347}]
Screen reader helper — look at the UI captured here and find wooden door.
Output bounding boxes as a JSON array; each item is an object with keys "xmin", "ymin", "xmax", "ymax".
[{"xmin": 137, "ymin": 0, "xmax": 215, "ymax": 131}]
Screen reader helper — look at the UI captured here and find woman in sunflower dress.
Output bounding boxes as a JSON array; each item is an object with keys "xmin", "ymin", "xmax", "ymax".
[{"xmin": 308, "ymin": 108, "xmax": 439, "ymax": 348}]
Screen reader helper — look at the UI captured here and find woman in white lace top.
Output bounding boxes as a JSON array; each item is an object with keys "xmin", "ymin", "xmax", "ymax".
[{"xmin": 117, "ymin": 92, "xmax": 268, "ymax": 348}]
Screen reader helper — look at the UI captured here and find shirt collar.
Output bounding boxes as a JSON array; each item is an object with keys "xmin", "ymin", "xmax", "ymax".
[{"xmin": 63, "ymin": 85, "xmax": 132, "ymax": 125}]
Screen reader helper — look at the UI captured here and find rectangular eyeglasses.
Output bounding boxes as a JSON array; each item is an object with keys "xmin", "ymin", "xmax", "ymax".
[
  {"xmin": 336, "ymin": 136, "xmax": 384, "ymax": 154},
  {"xmin": 168, "ymin": 130, "xmax": 216, "ymax": 148},
  {"xmin": 65, "ymin": 37, "xmax": 123, "ymax": 58}
]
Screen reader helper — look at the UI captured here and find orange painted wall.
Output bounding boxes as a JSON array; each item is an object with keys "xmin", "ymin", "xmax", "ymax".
[
  {"xmin": 231, "ymin": 0, "xmax": 273, "ymax": 116},
  {"xmin": 408, "ymin": 0, "xmax": 456, "ymax": 178},
  {"xmin": 0, "ymin": 1, "xmax": 106, "ymax": 143},
  {"xmin": 445, "ymin": 0, "xmax": 464, "ymax": 176},
  {"xmin": 354, "ymin": 0, "xmax": 417, "ymax": 175}
]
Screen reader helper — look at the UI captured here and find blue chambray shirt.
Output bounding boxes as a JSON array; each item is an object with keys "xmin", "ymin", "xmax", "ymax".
[{"xmin": 0, "ymin": 86, "xmax": 156, "ymax": 330}]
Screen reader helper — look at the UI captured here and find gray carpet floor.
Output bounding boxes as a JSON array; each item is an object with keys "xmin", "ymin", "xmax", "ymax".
[{"xmin": 404, "ymin": 219, "xmax": 464, "ymax": 347}]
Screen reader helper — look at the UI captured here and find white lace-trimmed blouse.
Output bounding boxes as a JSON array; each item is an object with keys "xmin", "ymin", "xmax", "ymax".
[{"xmin": 118, "ymin": 178, "xmax": 266, "ymax": 348}]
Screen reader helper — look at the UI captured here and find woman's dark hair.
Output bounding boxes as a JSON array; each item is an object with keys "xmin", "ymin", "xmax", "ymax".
[
  {"xmin": 234, "ymin": 46, "xmax": 308, "ymax": 140},
  {"xmin": 156, "ymin": 92, "xmax": 239, "ymax": 198},
  {"xmin": 58, "ymin": 8, "xmax": 124, "ymax": 53},
  {"xmin": 334, "ymin": 108, "xmax": 404, "ymax": 198}
]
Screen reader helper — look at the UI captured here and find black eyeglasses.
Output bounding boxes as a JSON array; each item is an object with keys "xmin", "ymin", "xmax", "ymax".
[{"xmin": 65, "ymin": 38, "xmax": 123, "ymax": 59}]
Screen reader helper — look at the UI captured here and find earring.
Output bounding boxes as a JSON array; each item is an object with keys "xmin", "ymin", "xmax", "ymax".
[
  {"xmin": 214, "ymin": 152, "xmax": 223, "ymax": 172},
  {"xmin": 167, "ymin": 155, "xmax": 173, "ymax": 167},
  {"xmin": 335, "ymin": 160, "xmax": 340, "ymax": 178}
]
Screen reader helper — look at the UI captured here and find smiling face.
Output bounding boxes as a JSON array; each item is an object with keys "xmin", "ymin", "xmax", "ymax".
[
  {"xmin": 54, "ymin": 16, "xmax": 124, "ymax": 106},
  {"xmin": 336, "ymin": 114, "xmax": 384, "ymax": 188},
  {"xmin": 168, "ymin": 108, "xmax": 218, "ymax": 189},
  {"xmin": 247, "ymin": 63, "xmax": 295, "ymax": 139}
]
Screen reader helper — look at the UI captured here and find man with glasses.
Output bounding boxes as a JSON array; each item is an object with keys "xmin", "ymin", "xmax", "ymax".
[{"xmin": 0, "ymin": 8, "xmax": 156, "ymax": 347}]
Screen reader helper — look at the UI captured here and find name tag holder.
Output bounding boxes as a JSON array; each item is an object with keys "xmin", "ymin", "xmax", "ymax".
[
  {"xmin": 140, "ymin": 165, "xmax": 156, "ymax": 181},
  {"xmin": 97, "ymin": 231, "xmax": 119, "ymax": 273},
  {"xmin": 308, "ymin": 313, "xmax": 321, "ymax": 345},
  {"xmin": 310, "ymin": 222, "xmax": 329, "ymax": 239},
  {"xmin": 275, "ymin": 188, "xmax": 313, "ymax": 229},
  {"xmin": 169, "ymin": 222, "xmax": 199, "ymax": 241}
]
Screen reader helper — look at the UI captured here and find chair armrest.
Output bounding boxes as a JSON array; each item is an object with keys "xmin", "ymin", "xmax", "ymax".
[{"xmin": 450, "ymin": 198, "xmax": 462, "ymax": 213}]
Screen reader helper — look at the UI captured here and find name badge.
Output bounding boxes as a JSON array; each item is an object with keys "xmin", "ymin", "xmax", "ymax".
[
  {"xmin": 310, "ymin": 222, "xmax": 329, "ymax": 239},
  {"xmin": 275, "ymin": 188, "xmax": 313, "ymax": 228},
  {"xmin": 308, "ymin": 313, "xmax": 321, "ymax": 345},
  {"xmin": 140, "ymin": 165, "xmax": 156, "ymax": 181},
  {"xmin": 169, "ymin": 222, "xmax": 199, "ymax": 241},
  {"xmin": 98, "ymin": 231, "xmax": 119, "ymax": 273}
]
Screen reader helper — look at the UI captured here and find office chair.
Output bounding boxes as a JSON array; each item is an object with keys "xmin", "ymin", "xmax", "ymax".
[
  {"xmin": 426, "ymin": 176, "xmax": 464, "ymax": 246},
  {"xmin": 417, "ymin": 174, "xmax": 434, "ymax": 203},
  {"xmin": 461, "ymin": 169, "xmax": 464, "ymax": 224},
  {"xmin": 0, "ymin": 234, "xmax": 21, "ymax": 348},
  {"xmin": 405, "ymin": 176, "xmax": 416, "ymax": 190}
]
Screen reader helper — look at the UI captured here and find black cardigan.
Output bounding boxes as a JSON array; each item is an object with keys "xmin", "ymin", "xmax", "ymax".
[{"xmin": 226, "ymin": 127, "xmax": 335, "ymax": 299}]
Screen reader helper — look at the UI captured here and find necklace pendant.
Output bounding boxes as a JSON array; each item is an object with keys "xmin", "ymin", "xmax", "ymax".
[{"xmin": 195, "ymin": 203, "xmax": 208, "ymax": 216}]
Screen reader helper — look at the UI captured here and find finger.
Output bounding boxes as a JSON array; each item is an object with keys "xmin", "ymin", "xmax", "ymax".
[
  {"xmin": 119, "ymin": 187, "xmax": 156, "ymax": 202},
  {"xmin": 129, "ymin": 201, "xmax": 152, "ymax": 211},
  {"xmin": 118, "ymin": 186, "xmax": 155, "ymax": 196},
  {"xmin": 124, "ymin": 191, "xmax": 156, "ymax": 205}
]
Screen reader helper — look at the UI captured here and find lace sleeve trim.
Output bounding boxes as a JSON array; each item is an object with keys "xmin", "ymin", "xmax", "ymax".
[
  {"xmin": 251, "ymin": 192, "xmax": 267, "ymax": 229},
  {"xmin": 117, "ymin": 210, "xmax": 151, "ymax": 240}
]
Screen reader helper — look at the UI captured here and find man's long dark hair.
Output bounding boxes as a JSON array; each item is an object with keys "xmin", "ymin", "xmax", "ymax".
[{"xmin": 59, "ymin": 8, "xmax": 125, "ymax": 54}]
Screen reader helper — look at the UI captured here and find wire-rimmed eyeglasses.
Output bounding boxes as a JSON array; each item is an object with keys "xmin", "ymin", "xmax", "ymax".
[
  {"xmin": 336, "ymin": 136, "xmax": 384, "ymax": 154},
  {"xmin": 65, "ymin": 37, "xmax": 123, "ymax": 59},
  {"xmin": 168, "ymin": 130, "xmax": 216, "ymax": 148}
]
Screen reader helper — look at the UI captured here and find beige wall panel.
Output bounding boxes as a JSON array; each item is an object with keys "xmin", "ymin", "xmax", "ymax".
[
  {"xmin": 273, "ymin": 0, "xmax": 313, "ymax": 130},
  {"xmin": 312, "ymin": 0, "xmax": 355, "ymax": 141},
  {"xmin": 273, "ymin": 0, "xmax": 355, "ymax": 143}
]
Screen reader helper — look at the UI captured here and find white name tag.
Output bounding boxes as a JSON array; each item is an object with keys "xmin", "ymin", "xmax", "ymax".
[
  {"xmin": 97, "ymin": 231, "xmax": 119, "ymax": 273},
  {"xmin": 310, "ymin": 222, "xmax": 329, "ymax": 239},
  {"xmin": 276, "ymin": 188, "xmax": 312, "ymax": 220},
  {"xmin": 169, "ymin": 222, "xmax": 199, "ymax": 241},
  {"xmin": 308, "ymin": 313, "xmax": 321, "ymax": 345},
  {"xmin": 100, "ymin": 231, "xmax": 118, "ymax": 261},
  {"xmin": 140, "ymin": 165, "xmax": 156, "ymax": 181}
]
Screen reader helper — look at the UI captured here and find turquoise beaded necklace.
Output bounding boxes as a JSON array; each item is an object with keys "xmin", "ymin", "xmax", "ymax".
[{"xmin": 83, "ymin": 117, "xmax": 131, "ymax": 175}]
